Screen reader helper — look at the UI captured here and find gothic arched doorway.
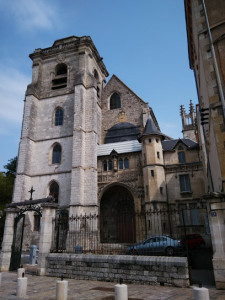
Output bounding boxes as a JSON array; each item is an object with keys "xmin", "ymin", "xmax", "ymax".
[{"xmin": 100, "ymin": 185, "xmax": 135, "ymax": 243}]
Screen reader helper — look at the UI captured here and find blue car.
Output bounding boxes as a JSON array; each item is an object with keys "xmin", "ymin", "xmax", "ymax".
[{"xmin": 126, "ymin": 235, "xmax": 184, "ymax": 256}]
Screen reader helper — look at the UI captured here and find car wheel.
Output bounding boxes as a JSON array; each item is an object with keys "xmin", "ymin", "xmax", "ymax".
[
  {"xmin": 130, "ymin": 249, "xmax": 138, "ymax": 255},
  {"xmin": 166, "ymin": 247, "xmax": 174, "ymax": 256}
]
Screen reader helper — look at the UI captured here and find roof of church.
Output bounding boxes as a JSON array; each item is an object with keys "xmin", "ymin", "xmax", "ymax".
[
  {"xmin": 104, "ymin": 122, "xmax": 140, "ymax": 144},
  {"xmin": 162, "ymin": 138, "xmax": 198, "ymax": 151},
  {"xmin": 97, "ymin": 138, "xmax": 198, "ymax": 156},
  {"xmin": 97, "ymin": 140, "xmax": 141, "ymax": 156},
  {"xmin": 142, "ymin": 116, "xmax": 164, "ymax": 137},
  {"xmin": 109, "ymin": 75, "xmax": 147, "ymax": 104}
]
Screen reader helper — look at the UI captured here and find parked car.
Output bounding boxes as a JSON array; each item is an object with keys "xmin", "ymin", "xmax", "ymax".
[
  {"xmin": 181, "ymin": 234, "xmax": 205, "ymax": 249},
  {"xmin": 126, "ymin": 235, "xmax": 184, "ymax": 256}
]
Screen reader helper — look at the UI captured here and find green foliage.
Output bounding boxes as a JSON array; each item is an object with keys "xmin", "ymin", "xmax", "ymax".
[
  {"xmin": 4, "ymin": 156, "xmax": 17, "ymax": 177},
  {"xmin": 0, "ymin": 157, "xmax": 17, "ymax": 244},
  {"xmin": 0, "ymin": 172, "xmax": 14, "ymax": 209}
]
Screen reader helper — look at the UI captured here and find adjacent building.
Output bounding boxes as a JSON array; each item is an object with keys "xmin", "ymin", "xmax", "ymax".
[{"xmin": 184, "ymin": 0, "xmax": 225, "ymax": 288}]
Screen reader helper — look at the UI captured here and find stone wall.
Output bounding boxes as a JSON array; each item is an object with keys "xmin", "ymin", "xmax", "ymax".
[
  {"xmin": 46, "ymin": 254, "xmax": 189, "ymax": 287},
  {"xmin": 101, "ymin": 75, "xmax": 149, "ymax": 143}
]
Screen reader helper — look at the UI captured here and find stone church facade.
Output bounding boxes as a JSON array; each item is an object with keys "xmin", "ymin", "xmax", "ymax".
[
  {"xmin": 13, "ymin": 36, "xmax": 205, "ymax": 215},
  {"xmin": 0, "ymin": 36, "xmax": 210, "ymax": 278}
]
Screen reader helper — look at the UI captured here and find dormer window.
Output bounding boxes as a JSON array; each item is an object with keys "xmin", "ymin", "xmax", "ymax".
[
  {"xmin": 178, "ymin": 146, "xmax": 186, "ymax": 163},
  {"xmin": 110, "ymin": 93, "xmax": 121, "ymax": 110},
  {"xmin": 52, "ymin": 63, "xmax": 67, "ymax": 90}
]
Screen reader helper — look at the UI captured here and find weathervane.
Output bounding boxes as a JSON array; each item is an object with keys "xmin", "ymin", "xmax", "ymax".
[{"xmin": 28, "ymin": 186, "xmax": 35, "ymax": 201}]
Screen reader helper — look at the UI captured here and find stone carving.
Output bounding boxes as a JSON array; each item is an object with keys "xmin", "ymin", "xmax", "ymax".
[{"xmin": 57, "ymin": 53, "xmax": 66, "ymax": 63}]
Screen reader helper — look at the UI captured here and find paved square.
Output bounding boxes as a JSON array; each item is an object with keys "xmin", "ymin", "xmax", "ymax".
[{"xmin": 0, "ymin": 272, "xmax": 225, "ymax": 300}]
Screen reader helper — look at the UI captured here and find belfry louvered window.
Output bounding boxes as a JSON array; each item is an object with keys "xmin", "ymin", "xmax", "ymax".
[{"xmin": 52, "ymin": 64, "xmax": 67, "ymax": 90}]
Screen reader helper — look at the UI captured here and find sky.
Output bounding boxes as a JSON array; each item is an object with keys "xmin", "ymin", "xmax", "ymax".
[{"xmin": 0, "ymin": 0, "xmax": 198, "ymax": 171}]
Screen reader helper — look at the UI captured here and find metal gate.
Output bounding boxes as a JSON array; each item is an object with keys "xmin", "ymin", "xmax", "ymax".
[
  {"xmin": 9, "ymin": 206, "xmax": 42, "ymax": 271},
  {"xmin": 9, "ymin": 213, "xmax": 25, "ymax": 271}
]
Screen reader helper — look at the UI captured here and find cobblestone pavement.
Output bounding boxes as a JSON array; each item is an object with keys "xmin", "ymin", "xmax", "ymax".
[{"xmin": 0, "ymin": 272, "xmax": 224, "ymax": 300}]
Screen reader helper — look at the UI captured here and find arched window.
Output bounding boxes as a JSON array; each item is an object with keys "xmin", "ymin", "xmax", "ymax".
[
  {"xmin": 110, "ymin": 93, "xmax": 121, "ymax": 110},
  {"xmin": 55, "ymin": 108, "xmax": 63, "ymax": 126},
  {"xmin": 52, "ymin": 144, "xmax": 62, "ymax": 164},
  {"xmin": 52, "ymin": 63, "xmax": 67, "ymax": 90},
  {"xmin": 178, "ymin": 146, "xmax": 186, "ymax": 163},
  {"xmin": 56, "ymin": 63, "xmax": 67, "ymax": 75},
  {"xmin": 124, "ymin": 158, "xmax": 129, "ymax": 169},
  {"xmin": 49, "ymin": 181, "xmax": 59, "ymax": 203}
]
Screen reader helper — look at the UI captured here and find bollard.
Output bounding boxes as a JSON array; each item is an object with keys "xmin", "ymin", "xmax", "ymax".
[
  {"xmin": 115, "ymin": 279, "xmax": 128, "ymax": 300},
  {"xmin": 17, "ymin": 275, "xmax": 27, "ymax": 298},
  {"xmin": 193, "ymin": 286, "xmax": 210, "ymax": 300},
  {"xmin": 17, "ymin": 267, "xmax": 25, "ymax": 278},
  {"xmin": 56, "ymin": 277, "xmax": 68, "ymax": 300},
  {"xmin": 29, "ymin": 245, "xmax": 37, "ymax": 265}
]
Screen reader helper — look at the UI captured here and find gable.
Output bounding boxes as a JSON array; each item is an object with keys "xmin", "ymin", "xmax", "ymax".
[{"xmin": 101, "ymin": 75, "xmax": 151, "ymax": 144}]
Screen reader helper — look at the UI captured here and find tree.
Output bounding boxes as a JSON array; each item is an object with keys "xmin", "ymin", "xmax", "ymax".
[
  {"xmin": 0, "ymin": 157, "xmax": 17, "ymax": 246},
  {"xmin": 4, "ymin": 156, "xmax": 17, "ymax": 177}
]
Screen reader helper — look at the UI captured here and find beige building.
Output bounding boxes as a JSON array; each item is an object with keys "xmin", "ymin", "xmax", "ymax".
[
  {"xmin": 185, "ymin": 0, "xmax": 225, "ymax": 288},
  {"xmin": 0, "ymin": 36, "xmax": 213, "ymax": 285}
]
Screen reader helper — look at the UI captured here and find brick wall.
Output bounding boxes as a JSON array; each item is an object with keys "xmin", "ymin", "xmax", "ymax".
[{"xmin": 46, "ymin": 254, "xmax": 189, "ymax": 287}]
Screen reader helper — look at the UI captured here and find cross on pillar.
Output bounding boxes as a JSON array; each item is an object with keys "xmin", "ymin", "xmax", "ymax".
[{"xmin": 28, "ymin": 186, "xmax": 35, "ymax": 201}]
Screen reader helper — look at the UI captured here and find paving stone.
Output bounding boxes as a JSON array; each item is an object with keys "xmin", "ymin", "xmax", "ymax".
[{"xmin": 0, "ymin": 271, "xmax": 224, "ymax": 300}]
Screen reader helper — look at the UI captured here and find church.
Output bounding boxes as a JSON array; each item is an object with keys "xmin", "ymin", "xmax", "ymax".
[
  {"xmin": 0, "ymin": 36, "xmax": 210, "ymax": 281},
  {"xmin": 11, "ymin": 36, "xmax": 207, "ymax": 243},
  {"xmin": 13, "ymin": 35, "xmax": 204, "ymax": 209}
]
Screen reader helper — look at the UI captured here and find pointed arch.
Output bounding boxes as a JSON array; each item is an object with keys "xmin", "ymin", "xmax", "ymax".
[
  {"xmin": 52, "ymin": 143, "xmax": 62, "ymax": 164},
  {"xmin": 49, "ymin": 180, "xmax": 59, "ymax": 203},
  {"xmin": 54, "ymin": 107, "xmax": 64, "ymax": 126},
  {"xmin": 52, "ymin": 63, "xmax": 67, "ymax": 90},
  {"xmin": 110, "ymin": 92, "xmax": 121, "ymax": 109},
  {"xmin": 100, "ymin": 184, "xmax": 135, "ymax": 243},
  {"xmin": 56, "ymin": 63, "xmax": 67, "ymax": 75}
]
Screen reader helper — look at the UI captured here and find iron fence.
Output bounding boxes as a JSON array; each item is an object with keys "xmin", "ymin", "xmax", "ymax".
[{"xmin": 51, "ymin": 207, "xmax": 210, "ymax": 256}]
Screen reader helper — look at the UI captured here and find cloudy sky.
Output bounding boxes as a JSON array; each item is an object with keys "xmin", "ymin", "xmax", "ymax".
[{"xmin": 0, "ymin": 0, "xmax": 198, "ymax": 171}]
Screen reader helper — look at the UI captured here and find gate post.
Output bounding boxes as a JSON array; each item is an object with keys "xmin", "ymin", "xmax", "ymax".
[
  {"xmin": 0, "ymin": 208, "xmax": 19, "ymax": 271},
  {"xmin": 37, "ymin": 203, "xmax": 57, "ymax": 276}
]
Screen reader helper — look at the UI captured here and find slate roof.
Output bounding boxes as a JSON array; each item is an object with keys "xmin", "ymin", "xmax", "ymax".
[
  {"xmin": 139, "ymin": 116, "xmax": 167, "ymax": 140},
  {"xmin": 162, "ymin": 138, "xmax": 199, "ymax": 151},
  {"xmin": 97, "ymin": 140, "xmax": 141, "ymax": 156},
  {"xmin": 97, "ymin": 138, "xmax": 198, "ymax": 156},
  {"xmin": 104, "ymin": 122, "xmax": 140, "ymax": 144},
  {"xmin": 142, "ymin": 117, "xmax": 163, "ymax": 136}
]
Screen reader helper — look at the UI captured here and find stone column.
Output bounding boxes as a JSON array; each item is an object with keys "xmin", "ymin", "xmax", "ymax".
[
  {"xmin": 209, "ymin": 201, "xmax": 225, "ymax": 289},
  {"xmin": 0, "ymin": 208, "xmax": 19, "ymax": 271},
  {"xmin": 37, "ymin": 203, "xmax": 57, "ymax": 276}
]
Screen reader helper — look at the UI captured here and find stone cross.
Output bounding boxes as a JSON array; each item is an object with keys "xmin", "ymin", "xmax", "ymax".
[{"xmin": 28, "ymin": 186, "xmax": 35, "ymax": 201}]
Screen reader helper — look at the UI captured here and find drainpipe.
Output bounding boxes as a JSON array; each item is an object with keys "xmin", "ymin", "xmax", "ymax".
[{"xmin": 201, "ymin": 0, "xmax": 225, "ymax": 121}]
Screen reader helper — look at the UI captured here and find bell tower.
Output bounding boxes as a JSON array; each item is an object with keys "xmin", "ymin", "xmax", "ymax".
[{"xmin": 13, "ymin": 36, "xmax": 109, "ymax": 216}]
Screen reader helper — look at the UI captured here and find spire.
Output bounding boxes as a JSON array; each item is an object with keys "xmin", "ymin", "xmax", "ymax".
[
  {"xmin": 180, "ymin": 100, "xmax": 197, "ymax": 141},
  {"xmin": 139, "ymin": 114, "xmax": 164, "ymax": 140},
  {"xmin": 189, "ymin": 100, "xmax": 194, "ymax": 113}
]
